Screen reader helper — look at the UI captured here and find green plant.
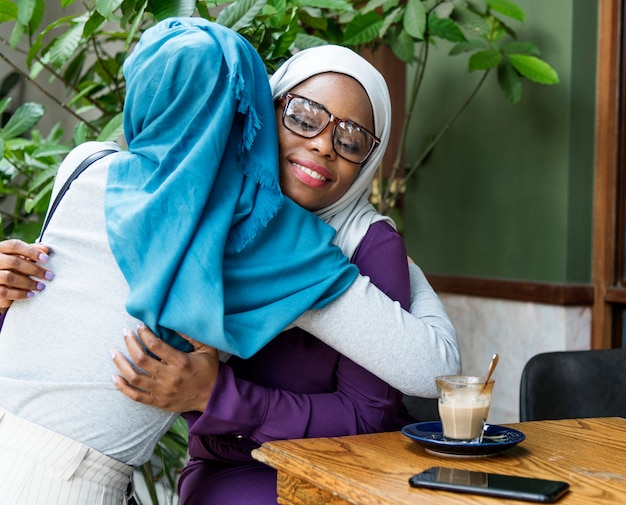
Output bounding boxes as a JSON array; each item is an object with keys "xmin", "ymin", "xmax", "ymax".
[
  {"xmin": 134, "ymin": 416, "xmax": 189, "ymax": 505},
  {"xmin": 0, "ymin": 0, "xmax": 558, "ymax": 237},
  {"xmin": 0, "ymin": 0, "xmax": 558, "ymax": 502}
]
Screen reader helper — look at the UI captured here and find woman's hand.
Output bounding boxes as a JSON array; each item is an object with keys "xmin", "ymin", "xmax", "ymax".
[
  {"xmin": 110, "ymin": 324, "xmax": 220, "ymax": 413},
  {"xmin": 0, "ymin": 239, "xmax": 53, "ymax": 311}
]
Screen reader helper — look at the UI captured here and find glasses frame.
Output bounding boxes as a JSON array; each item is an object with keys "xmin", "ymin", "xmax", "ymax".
[{"xmin": 277, "ymin": 92, "xmax": 380, "ymax": 165}]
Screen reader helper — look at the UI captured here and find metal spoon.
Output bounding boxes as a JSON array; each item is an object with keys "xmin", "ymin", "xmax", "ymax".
[{"xmin": 482, "ymin": 353, "xmax": 499, "ymax": 390}]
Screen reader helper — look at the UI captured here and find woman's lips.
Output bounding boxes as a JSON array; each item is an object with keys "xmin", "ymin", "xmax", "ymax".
[{"xmin": 291, "ymin": 160, "xmax": 332, "ymax": 188}]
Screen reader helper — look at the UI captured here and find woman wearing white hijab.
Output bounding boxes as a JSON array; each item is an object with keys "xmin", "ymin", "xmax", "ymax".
[
  {"xmin": 175, "ymin": 45, "xmax": 418, "ymax": 505},
  {"xmin": 269, "ymin": 44, "xmax": 395, "ymax": 258}
]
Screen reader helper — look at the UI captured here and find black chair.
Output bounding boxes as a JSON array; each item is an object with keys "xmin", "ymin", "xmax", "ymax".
[
  {"xmin": 402, "ymin": 395, "xmax": 439, "ymax": 422},
  {"xmin": 519, "ymin": 348, "xmax": 626, "ymax": 422}
]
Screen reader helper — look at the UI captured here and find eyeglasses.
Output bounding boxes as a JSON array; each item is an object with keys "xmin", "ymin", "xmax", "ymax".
[{"xmin": 277, "ymin": 93, "xmax": 380, "ymax": 164}]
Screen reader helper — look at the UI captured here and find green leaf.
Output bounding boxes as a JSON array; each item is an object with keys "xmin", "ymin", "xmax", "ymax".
[
  {"xmin": 343, "ymin": 11, "xmax": 383, "ymax": 46},
  {"xmin": 508, "ymin": 54, "xmax": 559, "ymax": 84},
  {"xmin": 501, "ymin": 40, "xmax": 540, "ymax": 57},
  {"xmin": 433, "ymin": 1, "xmax": 454, "ymax": 19},
  {"xmin": 30, "ymin": 165, "xmax": 59, "ymax": 191},
  {"xmin": 151, "ymin": 0, "xmax": 196, "ymax": 20},
  {"xmin": 0, "ymin": 0, "xmax": 18, "ymax": 22},
  {"xmin": 3, "ymin": 137, "xmax": 33, "ymax": 150},
  {"xmin": 297, "ymin": 7, "xmax": 328, "ymax": 31},
  {"xmin": 487, "ymin": 0, "xmax": 525, "ymax": 22},
  {"xmin": 73, "ymin": 122, "xmax": 88, "ymax": 145},
  {"xmin": 293, "ymin": 0, "xmax": 353, "ymax": 9},
  {"xmin": 452, "ymin": 5, "xmax": 490, "ymax": 38},
  {"xmin": 449, "ymin": 39, "xmax": 490, "ymax": 55},
  {"xmin": 83, "ymin": 10, "xmax": 106, "ymax": 38},
  {"xmin": 293, "ymin": 32, "xmax": 329, "ymax": 49},
  {"xmin": 97, "ymin": 112, "xmax": 124, "ymax": 142},
  {"xmin": 468, "ymin": 49, "xmax": 502, "ymax": 71},
  {"xmin": 403, "ymin": 0, "xmax": 426, "ymax": 40},
  {"xmin": 428, "ymin": 12, "xmax": 467, "ymax": 43},
  {"xmin": 0, "ymin": 102, "xmax": 45, "ymax": 140},
  {"xmin": 379, "ymin": 6, "xmax": 403, "ymax": 38},
  {"xmin": 497, "ymin": 58, "xmax": 522, "ymax": 103},
  {"xmin": 32, "ymin": 144, "xmax": 71, "ymax": 158},
  {"xmin": 28, "ymin": 0, "xmax": 45, "ymax": 32},
  {"xmin": 9, "ymin": 20, "xmax": 24, "ymax": 48},
  {"xmin": 389, "ymin": 28, "xmax": 415, "ymax": 63},
  {"xmin": 217, "ymin": 0, "xmax": 268, "ymax": 31},
  {"xmin": 16, "ymin": 0, "xmax": 36, "ymax": 26},
  {"xmin": 96, "ymin": 0, "xmax": 124, "ymax": 18},
  {"xmin": 362, "ymin": 0, "xmax": 390, "ymax": 14},
  {"xmin": 0, "ymin": 97, "xmax": 10, "ymax": 115},
  {"xmin": 48, "ymin": 22, "xmax": 85, "ymax": 69},
  {"xmin": 68, "ymin": 82, "xmax": 101, "ymax": 108},
  {"xmin": 272, "ymin": 13, "xmax": 299, "ymax": 59},
  {"xmin": 124, "ymin": 0, "xmax": 147, "ymax": 50},
  {"xmin": 25, "ymin": 179, "xmax": 53, "ymax": 213}
]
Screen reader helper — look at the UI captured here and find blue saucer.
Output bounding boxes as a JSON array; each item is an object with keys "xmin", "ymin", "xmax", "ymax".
[{"xmin": 402, "ymin": 421, "xmax": 525, "ymax": 458}]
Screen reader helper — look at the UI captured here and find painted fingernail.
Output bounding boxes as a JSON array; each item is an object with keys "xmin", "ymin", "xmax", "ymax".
[
  {"xmin": 26, "ymin": 291, "xmax": 35, "ymax": 298},
  {"xmin": 38, "ymin": 252, "xmax": 49, "ymax": 262},
  {"xmin": 109, "ymin": 350, "xmax": 117, "ymax": 359},
  {"xmin": 36, "ymin": 282, "xmax": 46, "ymax": 292},
  {"xmin": 44, "ymin": 271, "xmax": 55, "ymax": 280},
  {"xmin": 111, "ymin": 375, "xmax": 118, "ymax": 384}
]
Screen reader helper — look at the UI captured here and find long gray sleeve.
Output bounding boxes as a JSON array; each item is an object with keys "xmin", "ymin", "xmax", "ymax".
[{"xmin": 294, "ymin": 263, "xmax": 461, "ymax": 397}]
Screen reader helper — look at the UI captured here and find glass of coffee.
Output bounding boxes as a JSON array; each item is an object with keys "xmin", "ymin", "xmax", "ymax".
[{"xmin": 435, "ymin": 375, "xmax": 494, "ymax": 444}]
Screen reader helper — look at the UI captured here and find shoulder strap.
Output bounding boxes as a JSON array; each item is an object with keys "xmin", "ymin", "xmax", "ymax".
[{"xmin": 39, "ymin": 149, "xmax": 118, "ymax": 242}]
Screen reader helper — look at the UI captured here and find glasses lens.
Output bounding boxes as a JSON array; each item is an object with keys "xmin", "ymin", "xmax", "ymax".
[
  {"xmin": 334, "ymin": 121, "xmax": 374, "ymax": 164},
  {"xmin": 282, "ymin": 94, "xmax": 378, "ymax": 164},
  {"xmin": 283, "ymin": 97, "xmax": 329, "ymax": 137}
]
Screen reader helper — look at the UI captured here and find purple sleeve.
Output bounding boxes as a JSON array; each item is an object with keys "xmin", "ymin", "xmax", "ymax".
[{"xmin": 188, "ymin": 221, "xmax": 411, "ymax": 443}]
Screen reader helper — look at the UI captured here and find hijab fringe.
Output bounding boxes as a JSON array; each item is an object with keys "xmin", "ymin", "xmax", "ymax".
[{"xmin": 226, "ymin": 65, "xmax": 284, "ymax": 252}]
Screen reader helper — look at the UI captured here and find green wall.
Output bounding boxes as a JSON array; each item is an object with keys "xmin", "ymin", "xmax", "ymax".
[{"xmin": 403, "ymin": 0, "xmax": 597, "ymax": 284}]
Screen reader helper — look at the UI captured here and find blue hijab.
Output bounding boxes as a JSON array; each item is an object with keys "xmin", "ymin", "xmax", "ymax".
[{"xmin": 105, "ymin": 18, "xmax": 357, "ymax": 357}]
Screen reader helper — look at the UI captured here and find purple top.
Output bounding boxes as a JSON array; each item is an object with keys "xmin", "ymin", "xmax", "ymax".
[{"xmin": 184, "ymin": 220, "xmax": 411, "ymax": 463}]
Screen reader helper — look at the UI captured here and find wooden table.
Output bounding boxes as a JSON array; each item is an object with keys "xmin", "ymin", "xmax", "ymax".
[{"xmin": 251, "ymin": 417, "xmax": 626, "ymax": 504}]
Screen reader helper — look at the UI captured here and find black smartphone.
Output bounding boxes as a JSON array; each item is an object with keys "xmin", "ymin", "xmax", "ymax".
[{"xmin": 409, "ymin": 467, "xmax": 569, "ymax": 503}]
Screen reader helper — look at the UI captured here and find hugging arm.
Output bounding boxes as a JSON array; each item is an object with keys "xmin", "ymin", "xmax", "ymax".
[
  {"xmin": 293, "ymin": 263, "xmax": 461, "ymax": 397},
  {"xmin": 0, "ymin": 240, "xmax": 459, "ymax": 397},
  {"xmin": 0, "ymin": 240, "xmax": 51, "ymax": 312}
]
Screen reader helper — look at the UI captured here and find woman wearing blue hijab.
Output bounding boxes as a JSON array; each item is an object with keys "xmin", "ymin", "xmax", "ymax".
[
  {"xmin": 0, "ymin": 18, "xmax": 360, "ymax": 504},
  {"xmin": 0, "ymin": 18, "xmax": 459, "ymax": 504}
]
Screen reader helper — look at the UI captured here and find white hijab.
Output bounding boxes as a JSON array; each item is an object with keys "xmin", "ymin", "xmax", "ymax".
[{"xmin": 269, "ymin": 45, "xmax": 395, "ymax": 259}]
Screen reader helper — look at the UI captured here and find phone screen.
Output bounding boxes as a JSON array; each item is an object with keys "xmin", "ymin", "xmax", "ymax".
[{"xmin": 409, "ymin": 467, "xmax": 569, "ymax": 503}]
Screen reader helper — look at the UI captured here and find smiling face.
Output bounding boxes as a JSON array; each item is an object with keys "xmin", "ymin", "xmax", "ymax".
[{"xmin": 276, "ymin": 72, "xmax": 374, "ymax": 211}]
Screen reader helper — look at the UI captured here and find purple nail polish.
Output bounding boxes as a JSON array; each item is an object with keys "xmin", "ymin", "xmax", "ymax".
[
  {"xmin": 44, "ymin": 271, "xmax": 55, "ymax": 280},
  {"xmin": 36, "ymin": 282, "xmax": 46, "ymax": 291},
  {"xmin": 38, "ymin": 252, "xmax": 49, "ymax": 262},
  {"xmin": 26, "ymin": 291, "xmax": 35, "ymax": 298}
]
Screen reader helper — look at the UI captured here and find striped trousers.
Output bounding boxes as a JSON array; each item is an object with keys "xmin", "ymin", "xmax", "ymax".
[{"xmin": 0, "ymin": 409, "xmax": 134, "ymax": 504}]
